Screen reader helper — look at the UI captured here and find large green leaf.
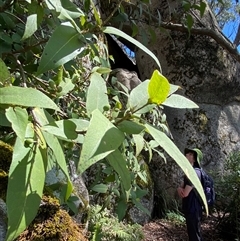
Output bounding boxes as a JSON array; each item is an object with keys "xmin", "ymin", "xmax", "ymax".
[
  {"xmin": 37, "ymin": 22, "xmax": 85, "ymax": 75},
  {"xmin": 162, "ymin": 94, "xmax": 199, "ymax": 109},
  {"xmin": 86, "ymin": 72, "xmax": 109, "ymax": 116},
  {"xmin": 6, "ymin": 137, "xmax": 46, "ymax": 241},
  {"xmin": 103, "ymin": 26, "xmax": 161, "ymax": 72},
  {"xmin": 0, "ymin": 86, "xmax": 59, "ymax": 110},
  {"xmin": 106, "ymin": 149, "xmax": 131, "ymax": 192},
  {"xmin": 42, "ymin": 131, "xmax": 73, "ymax": 201},
  {"xmin": 5, "ymin": 107, "xmax": 28, "ymax": 143},
  {"xmin": 78, "ymin": 109, "xmax": 125, "ymax": 174},
  {"xmin": 145, "ymin": 123, "xmax": 208, "ymax": 215},
  {"xmin": 148, "ymin": 70, "xmax": 170, "ymax": 105}
]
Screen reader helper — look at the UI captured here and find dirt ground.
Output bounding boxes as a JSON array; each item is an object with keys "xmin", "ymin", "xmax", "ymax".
[{"xmin": 142, "ymin": 213, "xmax": 231, "ymax": 241}]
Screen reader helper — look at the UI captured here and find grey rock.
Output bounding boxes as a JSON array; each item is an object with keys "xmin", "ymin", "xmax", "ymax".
[{"xmin": 0, "ymin": 198, "xmax": 7, "ymax": 241}]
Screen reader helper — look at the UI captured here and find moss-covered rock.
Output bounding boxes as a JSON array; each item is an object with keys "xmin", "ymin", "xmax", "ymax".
[
  {"xmin": 0, "ymin": 141, "xmax": 13, "ymax": 201},
  {"xmin": 16, "ymin": 196, "xmax": 88, "ymax": 241}
]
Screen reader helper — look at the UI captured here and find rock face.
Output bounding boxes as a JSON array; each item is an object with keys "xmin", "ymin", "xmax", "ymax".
[
  {"xmin": 136, "ymin": 0, "xmax": 240, "ymax": 168},
  {"xmin": 0, "ymin": 198, "xmax": 7, "ymax": 241},
  {"xmin": 134, "ymin": 0, "xmax": 240, "ymax": 212}
]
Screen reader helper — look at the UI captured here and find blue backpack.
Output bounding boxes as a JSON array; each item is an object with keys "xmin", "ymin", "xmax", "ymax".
[{"xmin": 196, "ymin": 168, "xmax": 216, "ymax": 208}]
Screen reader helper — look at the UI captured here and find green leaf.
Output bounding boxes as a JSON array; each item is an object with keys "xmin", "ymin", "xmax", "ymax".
[
  {"xmin": 103, "ymin": 26, "xmax": 162, "ymax": 72},
  {"xmin": 116, "ymin": 198, "xmax": 128, "ymax": 221},
  {"xmin": 0, "ymin": 109, "xmax": 11, "ymax": 126},
  {"xmin": 22, "ymin": 14, "xmax": 38, "ymax": 40},
  {"xmin": 0, "ymin": 58, "xmax": 11, "ymax": 85},
  {"xmin": 162, "ymin": 94, "xmax": 199, "ymax": 109},
  {"xmin": 145, "ymin": 123, "xmax": 208, "ymax": 215},
  {"xmin": 186, "ymin": 14, "xmax": 194, "ymax": 32},
  {"xmin": 148, "ymin": 70, "xmax": 170, "ymax": 105},
  {"xmin": 92, "ymin": 3, "xmax": 102, "ymax": 25},
  {"xmin": 199, "ymin": 2, "xmax": 207, "ymax": 17},
  {"xmin": 106, "ymin": 149, "xmax": 131, "ymax": 192},
  {"xmin": 91, "ymin": 184, "xmax": 108, "ymax": 193},
  {"xmin": 133, "ymin": 134, "xmax": 145, "ymax": 157},
  {"xmin": 37, "ymin": 22, "xmax": 86, "ymax": 75},
  {"xmin": 5, "ymin": 107, "xmax": 28, "ymax": 142},
  {"xmin": 128, "ymin": 80, "xmax": 149, "ymax": 113},
  {"xmin": 41, "ymin": 118, "xmax": 89, "ymax": 142},
  {"xmin": 117, "ymin": 120, "xmax": 145, "ymax": 134},
  {"xmin": 46, "ymin": 0, "xmax": 83, "ymax": 19},
  {"xmin": 42, "ymin": 119, "xmax": 77, "ymax": 140},
  {"xmin": 6, "ymin": 138, "xmax": 46, "ymax": 241},
  {"xmin": 0, "ymin": 86, "xmax": 60, "ymax": 110},
  {"xmin": 86, "ymin": 72, "xmax": 109, "ymax": 116},
  {"xmin": 78, "ymin": 109, "xmax": 125, "ymax": 174},
  {"xmin": 57, "ymin": 77, "xmax": 75, "ymax": 96},
  {"xmin": 42, "ymin": 131, "xmax": 73, "ymax": 201},
  {"xmin": 169, "ymin": 84, "xmax": 180, "ymax": 96},
  {"xmin": 22, "ymin": 2, "xmax": 44, "ymax": 41}
]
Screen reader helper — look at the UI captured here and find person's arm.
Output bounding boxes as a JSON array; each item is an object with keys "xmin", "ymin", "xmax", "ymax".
[{"xmin": 177, "ymin": 184, "xmax": 193, "ymax": 198}]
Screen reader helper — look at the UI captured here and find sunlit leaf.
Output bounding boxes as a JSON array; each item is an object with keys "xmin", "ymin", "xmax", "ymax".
[
  {"xmin": 162, "ymin": 94, "xmax": 199, "ymax": 109},
  {"xmin": 78, "ymin": 109, "xmax": 125, "ymax": 174},
  {"xmin": 0, "ymin": 86, "xmax": 60, "ymax": 111},
  {"xmin": 103, "ymin": 26, "xmax": 162, "ymax": 72},
  {"xmin": 37, "ymin": 22, "xmax": 86, "ymax": 75},
  {"xmin": 86, "ymin": 72, "xmax": 109, "ymax": 116},
  {"xmin": 148, "ymin": 70, "xmax": 170, "ymax": 105},
  {"xmin": 5, "ymin": 107, "xmax": 28, "ymax": 143},
  {"xmin": 128, "ymin": 80, "xmax": 149, "ymax": 112}
]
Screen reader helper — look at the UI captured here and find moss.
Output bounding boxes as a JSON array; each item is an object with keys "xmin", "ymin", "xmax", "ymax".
[
  {"xmin": 0, "ymin": 141, "xmax": 13, "ymax": 201},
  {"xmin": 16, "ymin": 196, "xmax": 88, "ymax": 241}
]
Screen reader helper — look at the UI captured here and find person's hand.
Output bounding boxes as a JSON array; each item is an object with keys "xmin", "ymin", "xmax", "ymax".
[{"xmin": 177, "ymin": 187, "xmax": 185, "ymax": 198}]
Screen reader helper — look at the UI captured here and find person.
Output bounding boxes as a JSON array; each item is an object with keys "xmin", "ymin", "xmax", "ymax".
[{"xmin": 177, "ymin": 148, "xmax": 204, "ymax": 241}]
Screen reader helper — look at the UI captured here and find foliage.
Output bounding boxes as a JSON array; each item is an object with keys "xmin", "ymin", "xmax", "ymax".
[
  {"xmin": 215, "ymin": 151, "xmax": 240, "ymax": 240},
  {"xmin": 166, "ymin": 211, "xmax": 186, "ymax": 227},
  {"xmin": 208, "ymin": 0, "xmax": 240, "ymax": 29},
  {"xmin": 0, "ymin": 0, "xmax": 208, "ymax": 240},
  {"xmin": 87, "ymin": 205, "xmax": 144, "ymax": 241}
]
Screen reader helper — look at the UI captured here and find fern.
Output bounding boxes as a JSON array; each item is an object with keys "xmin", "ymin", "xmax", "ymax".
[{"xmin": 88, "ymin": 205, "xmax": 144, "ymax": 241}]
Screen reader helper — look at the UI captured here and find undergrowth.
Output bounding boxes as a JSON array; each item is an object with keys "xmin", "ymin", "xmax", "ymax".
[{"xmin": 87, "ymin": 205, "xmax": 144, "ymax": 241}]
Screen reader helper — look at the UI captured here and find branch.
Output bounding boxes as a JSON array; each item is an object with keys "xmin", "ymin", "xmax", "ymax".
[
  {"xmin": 119, "ymin": 1, "xmax": 240, "ymax": 63},
  {"xmin": 160, "ymin": 22, "xmax": 240, "ymax": 62}
]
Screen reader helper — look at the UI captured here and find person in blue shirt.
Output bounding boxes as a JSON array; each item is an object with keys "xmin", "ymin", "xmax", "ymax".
[{"xmin": 177, "ymin": 148, "xmax": 204, "ymax": 241}]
